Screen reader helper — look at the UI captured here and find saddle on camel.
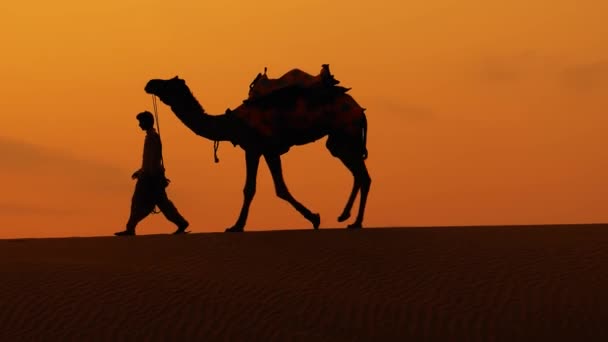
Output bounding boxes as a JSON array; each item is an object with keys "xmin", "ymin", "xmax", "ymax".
[{"xmin": 245, "ymin": 64, "xmax": 345, "ymax": 103}]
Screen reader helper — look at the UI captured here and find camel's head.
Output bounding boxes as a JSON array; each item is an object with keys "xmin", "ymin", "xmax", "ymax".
[{"xmin": 144, "ymin": 76, "xmax": 187, "ymax": 105}]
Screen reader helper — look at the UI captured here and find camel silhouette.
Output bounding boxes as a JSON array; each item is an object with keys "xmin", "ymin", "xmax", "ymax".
[{"xmin": 144, "ymin": 66, "xmax": 370, "ymax": 232}]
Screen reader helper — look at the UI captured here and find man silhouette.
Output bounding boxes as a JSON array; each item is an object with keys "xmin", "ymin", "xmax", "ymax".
[{"xmin": 115, "ymin": 111, "xmax": 189, "ymax": 236}]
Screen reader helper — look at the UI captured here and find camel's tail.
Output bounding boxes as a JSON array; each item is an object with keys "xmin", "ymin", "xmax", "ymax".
[{"xmin": 361, "ymin": 110, "xmax": 368, "ymax": 160}]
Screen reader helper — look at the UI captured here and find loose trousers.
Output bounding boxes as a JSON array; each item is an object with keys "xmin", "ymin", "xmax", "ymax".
[{"xmin": 125, "ymin": 174, "xmax": 187, "ymax": 231}]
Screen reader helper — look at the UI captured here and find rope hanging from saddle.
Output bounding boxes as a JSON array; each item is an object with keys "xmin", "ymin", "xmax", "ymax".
[{"xmin": 213, "ymin": 140, "xmax": 220, "ymax": 163}]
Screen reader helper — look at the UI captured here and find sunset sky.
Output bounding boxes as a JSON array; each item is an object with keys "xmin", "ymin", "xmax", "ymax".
[{"xmin": 1, "ymin": 0, "xmax": 607, "ymax": 238}]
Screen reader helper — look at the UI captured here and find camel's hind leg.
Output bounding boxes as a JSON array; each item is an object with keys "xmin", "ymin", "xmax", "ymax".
[
  {"xmin": 326, "ymin": 134, "xmax": 371, "ymax": 229},
  {"xmin": 339, "ymin": 155, "xmax": 371, "ymax": 229},
  {"xmin": 337, "ymin": 167, "xmax": 361, "ymax": 222}
]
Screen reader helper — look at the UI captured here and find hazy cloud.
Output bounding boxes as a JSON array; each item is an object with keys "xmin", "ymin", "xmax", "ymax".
[
  {"xmin": 560, "ymin": 60, "xmax": 608, "ymax": 91},
  {"xmin": 372, "ymin": 99, "xmax": 435, "ymax": 122},
  {"xmin": 473, "ymin": 51, "xmax": 608, "ymax": 92},
  {"xmin": 0, "ymin": 202, "xmax": 78, "ymax": 216},
  {"xmin": 0, "ymin": 136, "xmax": 128, "ymax": 194},
  {"xmin": 475, "ymin": 50, "xmax": 544, "ymax": 84},
  {"xmin": 1, "ymin": 136, "xmax": 118, "ymax": 171}
]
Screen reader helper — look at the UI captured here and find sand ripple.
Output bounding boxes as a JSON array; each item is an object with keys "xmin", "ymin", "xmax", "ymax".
[{"xmin": 1, "ymin": 225, "xmax": 608, "ymax": 341}]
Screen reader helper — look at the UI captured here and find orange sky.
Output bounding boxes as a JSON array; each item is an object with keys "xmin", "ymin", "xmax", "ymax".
[{"xmin": 1, "ymin": 0, "xmax": 607, "ymax": 238}]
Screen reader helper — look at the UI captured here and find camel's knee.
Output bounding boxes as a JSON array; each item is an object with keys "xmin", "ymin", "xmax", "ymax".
[
  {"xmin": 275, "ymin": 186, "xmax": 291, "ymax": 200},
  {"xmin": 358, "ymin": 172, "xmax": 371, "ymax": 188},
  {"xmin": 363, "ymin": 173, "xmax": 371, "ymax": 185},
  {"xmin": 243, "ymin": 184, "xmax": 256, "ymax": 198}
]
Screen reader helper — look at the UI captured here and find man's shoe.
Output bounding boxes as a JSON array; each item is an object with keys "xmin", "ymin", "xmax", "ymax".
[
  {"xmin": 173, "ymin": 222, "xmax": 190, "ymax": 235},
  {"xmin": 114, "ymin": 230, "xmax": 135, "ymax": 236}
]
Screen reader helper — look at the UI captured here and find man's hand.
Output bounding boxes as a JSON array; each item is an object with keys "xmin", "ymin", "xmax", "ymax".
[{"xmin": 131, "ymin": 170, "xmax": 141, "ymax": 180}]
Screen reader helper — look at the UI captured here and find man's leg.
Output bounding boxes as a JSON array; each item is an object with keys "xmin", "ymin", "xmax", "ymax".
[
  {"xmin": 156, "ymin": 189, "xmax": 189, "ymax": 234},
  {"xmin": 116, "ymin": 179, "xmax": 155, "ymax": 236}
]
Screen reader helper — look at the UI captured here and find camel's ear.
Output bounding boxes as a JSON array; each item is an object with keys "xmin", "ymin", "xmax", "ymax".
[{"xmin": 172, "ymin": 75, "xmax": 179, "ymax": 80}]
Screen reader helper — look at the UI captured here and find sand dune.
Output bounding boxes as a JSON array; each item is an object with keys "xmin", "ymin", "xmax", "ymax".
[{"xmin": 1, "ymin": 224, "xmax": 608, "ymax": 341}]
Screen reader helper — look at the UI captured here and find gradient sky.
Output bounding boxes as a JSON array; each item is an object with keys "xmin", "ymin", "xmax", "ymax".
[{"xmin": 1, "ymin": 0, "xmax": 607, "ymax": 238}]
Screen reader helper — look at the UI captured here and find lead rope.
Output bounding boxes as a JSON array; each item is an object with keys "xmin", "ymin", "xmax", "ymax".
[
  {"xmin": 150, "ymin": 95, "xmax": 162, "ymax": 214},
  {"xmin": 152, "ymin": 95, "xmax": 220, "ymax": 164},
  {"xmin": 152, "ymin": 95, "xmax": 164, "ymax": 167}
]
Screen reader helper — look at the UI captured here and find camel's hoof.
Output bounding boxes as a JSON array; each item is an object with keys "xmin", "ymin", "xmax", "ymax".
[
  {"xmin": 311, "ymin": 213, "xmax": 321, "ymax": 230},
  {"xmin": 337, "ymin": 212, "xmax": 350, "ymax": 222},
  {"xmin": 225, "ymin": 226, "xmax": 244, "ymax": 233},
  {"xmin": 347, "ymin": 222, "xmax": 362, "ymax": 230}
]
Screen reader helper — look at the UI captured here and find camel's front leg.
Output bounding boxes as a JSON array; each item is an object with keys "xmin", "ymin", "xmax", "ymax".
[
  {"xmin": 264, "ymin": 154, "xmax": 321, "ymax": 229},
  {"xmin": 226, "ymin": 151, "xmax": 260, "ymax": 232}
]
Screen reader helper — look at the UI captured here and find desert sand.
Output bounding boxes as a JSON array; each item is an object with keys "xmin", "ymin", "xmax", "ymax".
[{"xmin": 1, "ymin": 224, "xmax": 608, "ymax": 341}]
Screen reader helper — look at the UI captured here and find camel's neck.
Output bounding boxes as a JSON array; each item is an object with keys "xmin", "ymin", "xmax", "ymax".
[{"xmin": 166, "ymin": 90, "xmax": 234, "ymax": 143}]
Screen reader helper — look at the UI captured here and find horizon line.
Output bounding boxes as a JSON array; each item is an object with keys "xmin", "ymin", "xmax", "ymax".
[{"xmin": 1, "ymin": 223, "xmax": 606, "ymax": 241}]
